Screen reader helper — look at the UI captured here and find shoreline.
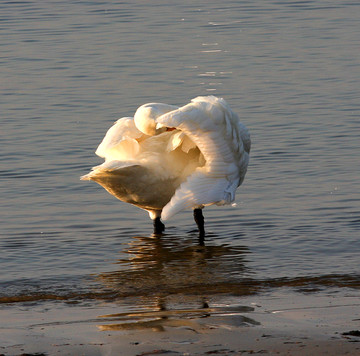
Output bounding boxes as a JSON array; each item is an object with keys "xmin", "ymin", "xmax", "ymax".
[{"xmin": 1, "ymin": 290, "xmax": 360, "ymax": 355}]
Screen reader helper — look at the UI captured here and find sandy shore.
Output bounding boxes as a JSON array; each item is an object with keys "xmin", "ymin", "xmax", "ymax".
[{"xmin": 1, "ymin": 290, "xmax": 359, "ymax": 355}]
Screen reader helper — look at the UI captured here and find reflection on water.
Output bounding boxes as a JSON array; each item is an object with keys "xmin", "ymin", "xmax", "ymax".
[
  {"xmin": 97, "ymin": 300, "xmax": 258, "ymax": 332},
  {"xmin": 92, "ymin": 234, "xmax": 359, "ymax": 332},
  {"xmin": 97, "ymin": 234, "xmax": 251, "ymax": 298},
  {"xmin": 94, "ymin": 234, "xmax": 259, "ymax": 331},
  {"xmin": 1, "ymin": 231, "xmax": 359, "ymax": 336},
  {"xmin": 1, "ymin": 231, "xmax": 359, "ymax": 305}
]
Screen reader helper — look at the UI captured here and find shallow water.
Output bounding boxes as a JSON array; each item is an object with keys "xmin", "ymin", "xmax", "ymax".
[{"xmin": 1, "ymin": 0, "xmax": 359, "ymax": 328}]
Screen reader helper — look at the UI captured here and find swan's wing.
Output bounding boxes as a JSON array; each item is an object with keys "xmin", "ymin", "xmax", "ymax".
[
  {"xmin": 166, "ymin": 131, "xmax": 197, "ymax": 153},
  {"xmin": 158, "ymin": 96, "xmax": 251, "ymax": 220},
  {"xmin": 161, "ymin": 170, "xmax": 235, "ymax": 220},
  {"xmin": 95, "ymin": 117, "xmax": 145, "ymax": 161}
]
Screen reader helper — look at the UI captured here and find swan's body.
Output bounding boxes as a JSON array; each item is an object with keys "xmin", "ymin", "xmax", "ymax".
[{"xmin": 81, "ymin": 96, "xmax": 250, "ymax": 238}]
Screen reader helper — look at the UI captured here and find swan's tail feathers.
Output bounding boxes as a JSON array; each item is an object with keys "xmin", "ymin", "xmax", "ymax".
[
  {"xmin": 80, "ymin": 173, "xmax": 92, "ymax": 181},
  {"xmin": 161, "ymin": 171, "xmax": 235, "ymax": 221},
  {"xmin": 80, "ymin": 160, "xmax": 139, "ymax": 181}
]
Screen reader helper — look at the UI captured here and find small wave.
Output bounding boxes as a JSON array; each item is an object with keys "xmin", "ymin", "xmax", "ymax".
[{"xmin": 1, "ymin": 273, "xmax": 359, "ymax": 305}]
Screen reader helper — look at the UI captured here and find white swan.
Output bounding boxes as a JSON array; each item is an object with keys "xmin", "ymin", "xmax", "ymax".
[{"xmin": 81, "ymin": 96, "xmax": 251, "ymax": 238}]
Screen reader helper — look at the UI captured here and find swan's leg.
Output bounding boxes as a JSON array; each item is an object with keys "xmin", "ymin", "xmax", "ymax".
[
  {"xmin": 149, "ymin": 210, "xmax": 165, "ymax": 234},
  {"xmin": 193, "ymin": 208, "xmax": 205, "ymax": 240},
  {"xmin": 153, "ymin": 217, "xmax": 165, "ymax": 234}
]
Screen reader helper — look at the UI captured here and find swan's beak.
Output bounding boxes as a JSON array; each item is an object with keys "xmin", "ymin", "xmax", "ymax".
[
  {"xmin": 155, "ymin": 123, "xmax": 167, "ymax": 135},
  {"xmin": 155, "ymin": 123, "xmax": 176, "ymax": 134}
]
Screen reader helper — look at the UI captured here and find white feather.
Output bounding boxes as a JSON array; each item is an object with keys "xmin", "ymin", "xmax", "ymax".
[
  {"xmin": 95, "ymin": 117, "xmax": 144, "ymax": 161},
  {"xmin": 81, "ymin": 96, "xmax": 250, "ymax": 224}
]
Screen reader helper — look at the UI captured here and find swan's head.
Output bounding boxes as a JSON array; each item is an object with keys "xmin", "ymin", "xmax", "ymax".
[{"xmin": 134, "ymin": 103, "xmax": 178, "ymax": 136}]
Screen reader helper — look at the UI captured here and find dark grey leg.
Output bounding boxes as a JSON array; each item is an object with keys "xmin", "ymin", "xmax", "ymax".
[
  {"xmin": 193, "ymin": 208, "xmax": 205, "ymax": 243},
  {"xmin": 153, "ymin": 217, "xmax": 165, "ymax": 234}
]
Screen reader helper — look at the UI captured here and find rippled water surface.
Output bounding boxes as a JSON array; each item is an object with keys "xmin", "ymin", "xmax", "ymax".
[{"xmin": 1, "ymin": 0, "xmax": 359, "ymax": 321}]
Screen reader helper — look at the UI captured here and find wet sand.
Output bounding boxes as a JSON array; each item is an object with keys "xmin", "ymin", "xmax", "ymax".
[{"xmin": 1, "ymin": 290, "xmax": 359, "ymax": 356}]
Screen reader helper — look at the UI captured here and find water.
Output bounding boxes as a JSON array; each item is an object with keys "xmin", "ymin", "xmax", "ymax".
[{"xmin": 1, "ymin": 0, "xmax": 359, "ymax": 329}]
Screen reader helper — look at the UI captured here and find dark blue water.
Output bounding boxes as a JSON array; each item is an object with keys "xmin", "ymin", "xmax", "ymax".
[{"xmin": 1, "ymin": 0, "xmax": 359, "ymax": 313}]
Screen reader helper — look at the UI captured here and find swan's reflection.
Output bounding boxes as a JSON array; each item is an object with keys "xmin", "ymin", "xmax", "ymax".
[
  {"xmin": 97, "ymin": 297, "xmax": 259, "ymax": 331},
  {"xmin": 95, "ymin": 233, "xmax": 259, "ymax": 331},
  {"xmin": 98, "ymin": 233, "xmax": 251, "ymax": 297}
]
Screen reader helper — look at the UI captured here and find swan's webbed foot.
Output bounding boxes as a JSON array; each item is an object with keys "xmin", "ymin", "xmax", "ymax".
[
  {"xmin": 153, "ymin": 217, "xmax": 165, "ymax": 234},
  {"xmin": 193, "ymin": 208, "xmax": 205, "ymax": 244}
]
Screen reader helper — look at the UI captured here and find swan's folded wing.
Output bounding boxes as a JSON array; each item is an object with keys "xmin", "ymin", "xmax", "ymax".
[
  {"xmin": 161, "ymin": 169, "xmax": 236, "ymax": 221},
  {"xmin": 157, "ymin": 96, "xmax": 250, "ymax": 220},
  {"xmin": 157, "ymin": 96, "xmax": 250, "ymax": 178},
  {"xmin": 95, "ymin": 117, "xmax": 144, "ymax": 161}
]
